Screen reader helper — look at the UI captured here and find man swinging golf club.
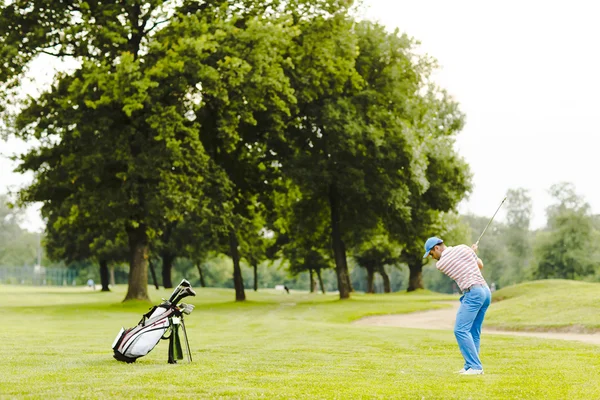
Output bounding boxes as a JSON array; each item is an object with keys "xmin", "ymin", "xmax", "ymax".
[
  {"xmin": 423, "ymin": 237, "xmax": 491, "ymax": 375},
  {"xmin": 423, "ymin": 198, "xmax": 505, "ymax": 375}
]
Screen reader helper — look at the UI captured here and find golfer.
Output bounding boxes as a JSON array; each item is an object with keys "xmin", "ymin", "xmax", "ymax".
[{"xmin": 423, "ymin": 237, "xmax": 491, "ymax": 375}]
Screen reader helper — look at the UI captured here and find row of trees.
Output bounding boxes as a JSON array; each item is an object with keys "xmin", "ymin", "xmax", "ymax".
[
  {"xmin": 1, "ymin": 0, "xmax": 471, "ymax": 301},
  {"xmin": 3, "ymin": 181, "xmax": 597, "ymax": 294}
]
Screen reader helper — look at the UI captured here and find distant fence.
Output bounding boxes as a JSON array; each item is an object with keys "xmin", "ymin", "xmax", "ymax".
[{"xmin": 0, "ymin": 266, "xmax": 78, "ymax": 286}]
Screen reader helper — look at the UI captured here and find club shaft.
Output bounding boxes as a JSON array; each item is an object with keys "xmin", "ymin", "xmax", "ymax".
[
  {"xmin": 181, "ymin": 318, "xmax": 192, "ymax": 363},
  {"xmin": 475, "ymin": 197, "xmax": 507, "ymax": 246}
]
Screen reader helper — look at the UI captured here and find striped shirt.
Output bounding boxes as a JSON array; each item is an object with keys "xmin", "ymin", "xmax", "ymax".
[{"xmin": 436, "ymin": 245, "xmax": 487, "ymax": 291}]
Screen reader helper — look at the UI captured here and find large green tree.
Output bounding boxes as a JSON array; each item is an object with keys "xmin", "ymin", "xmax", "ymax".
[
  {"xmin": 8, "ymin": 0, "xmax": 227, "ymax": 300},
  {"xmin": 4, "ymin": 1, "xmax": 170, "ymax": 299},
  {"xmin": 283, "ymin": 20, "xmax": 419, "ymax": 299},
  {"xmin": 534, "ymin": 183, "xmax": 597, "ymax": 280},
  {"xmin": 16, "ymin": 53, "xmax": 215, "ymax": 301},
  {"xmin": 283, "ymin": 20, "xmax": 470, "ymax": 298}
]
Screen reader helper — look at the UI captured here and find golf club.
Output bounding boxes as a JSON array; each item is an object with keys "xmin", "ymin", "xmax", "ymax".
[
  {"xmin": 180, "ymin": 318, "xmax": 193, "ymax": 363},
  {"xmin": 475, "ymin": 196, "xmax": 507, "ymax": 246}
]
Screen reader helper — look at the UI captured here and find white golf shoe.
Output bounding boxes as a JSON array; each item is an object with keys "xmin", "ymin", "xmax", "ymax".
[
  {"xmin": 455, "ymin": 368, "xmax": 467, "ymax": 374},
  {"xmin": 460, "ymin": 369, "xmax": 484, "ymax": 375}
]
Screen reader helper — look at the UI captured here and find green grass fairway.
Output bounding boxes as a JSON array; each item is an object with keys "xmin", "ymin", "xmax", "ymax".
[
  {"xmin": 487, "ymin": 279, "xmax": 600, "ymax": 331},
  {"xmin": 2, "ymin": 284, "xmax": 600, "ymax": 399}
]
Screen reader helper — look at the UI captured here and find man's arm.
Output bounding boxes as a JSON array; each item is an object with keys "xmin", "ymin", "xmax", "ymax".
[{"xmin": 471, "ymin": 244, "xmax": 483, "ymax": 269}]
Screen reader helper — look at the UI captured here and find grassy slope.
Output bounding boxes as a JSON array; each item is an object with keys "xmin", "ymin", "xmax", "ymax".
[
  {"xmin": 487, "ymin": 279, "xmax": 600, "ymax": 331},
  {"xmin": 1, "ymin": 284, "xmax": 599, "ymax": 399}
]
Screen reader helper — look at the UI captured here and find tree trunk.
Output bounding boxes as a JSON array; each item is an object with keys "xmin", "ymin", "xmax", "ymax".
[
  {"xmin": 253, "ymin": 263, "xmax": 258, "ymax": 291},
  {"xmin": 196, "ymin": 262, "xmax": 206, "ymax": 287},
  {"xmin": 366, "ymin": 265, "xmax": 375, "ymax": 294},
  {"xmin": 161, "ymin": 251, "xmax": 175, "ymax": 289},
  {"xmin": 229, "ymin": 230, "xmax": 246, "ymax": 301},
  {"xmin": 99, "ymin": 259, "xmax": 110, "ymax": 292},
  {"xmin": 109, "ymin": 266, "xmax": 116, "ymax": 287},
  {"xmin": 378, "ymin": 265, "xmax": 391, "ymax": 293},
  {"xmin": 329, "ymin": 184, "xmax": 350, "ymax": 299},
  {"xmin": 407, "ymin": 259, "xmax": 424, "ymax": 292},
  {"xmin": 346, "ymin": 270, "xmax": 354, "ymax": 293},
  {"xmin": 309, "ymin": 268, "xmax": 316, "ymax": 293},
  {"xmin": 124, "ymin": 226, "xmax": 150, "ymax": 301},
  {"xmin": 316, "ymin": 268, "xmax": 326, "ymax": 294},
  {"xmin": 148, "ymin": 259, "xmax": 160, "ymax": 290}
]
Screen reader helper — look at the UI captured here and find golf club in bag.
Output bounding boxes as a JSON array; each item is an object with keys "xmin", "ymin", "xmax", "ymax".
[{"xmin": 112, "ymin": 279, "xmax": 196, "ymax": 364}]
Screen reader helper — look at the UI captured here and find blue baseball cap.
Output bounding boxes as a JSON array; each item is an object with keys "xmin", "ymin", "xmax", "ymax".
[{"xmin": 423, "ymin": 237, "xmax": 444, "ymax": 258}]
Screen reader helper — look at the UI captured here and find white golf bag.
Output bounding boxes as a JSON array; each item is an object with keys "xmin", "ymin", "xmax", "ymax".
[{"xmin": 112, "ymin": 279, "xmax": 196, "ymax": 364}]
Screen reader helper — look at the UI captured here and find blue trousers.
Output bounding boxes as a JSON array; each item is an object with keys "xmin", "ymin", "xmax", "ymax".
[{"xmin": 454, "ymin": 285, "xmax": 491, "ymax": 370}]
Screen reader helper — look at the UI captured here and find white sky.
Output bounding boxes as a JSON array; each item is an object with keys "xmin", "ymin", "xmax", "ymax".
[
  {"xmin": 1, "ymin": 55, "xmax": 70, "ymax": 232},
  {"xmin": 2, "ymin": 0, "xmax": 599, "ymax": 231},
  {"xmin": 362, "ymin": 0, "xmax": 600, "ymax": 229}
]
